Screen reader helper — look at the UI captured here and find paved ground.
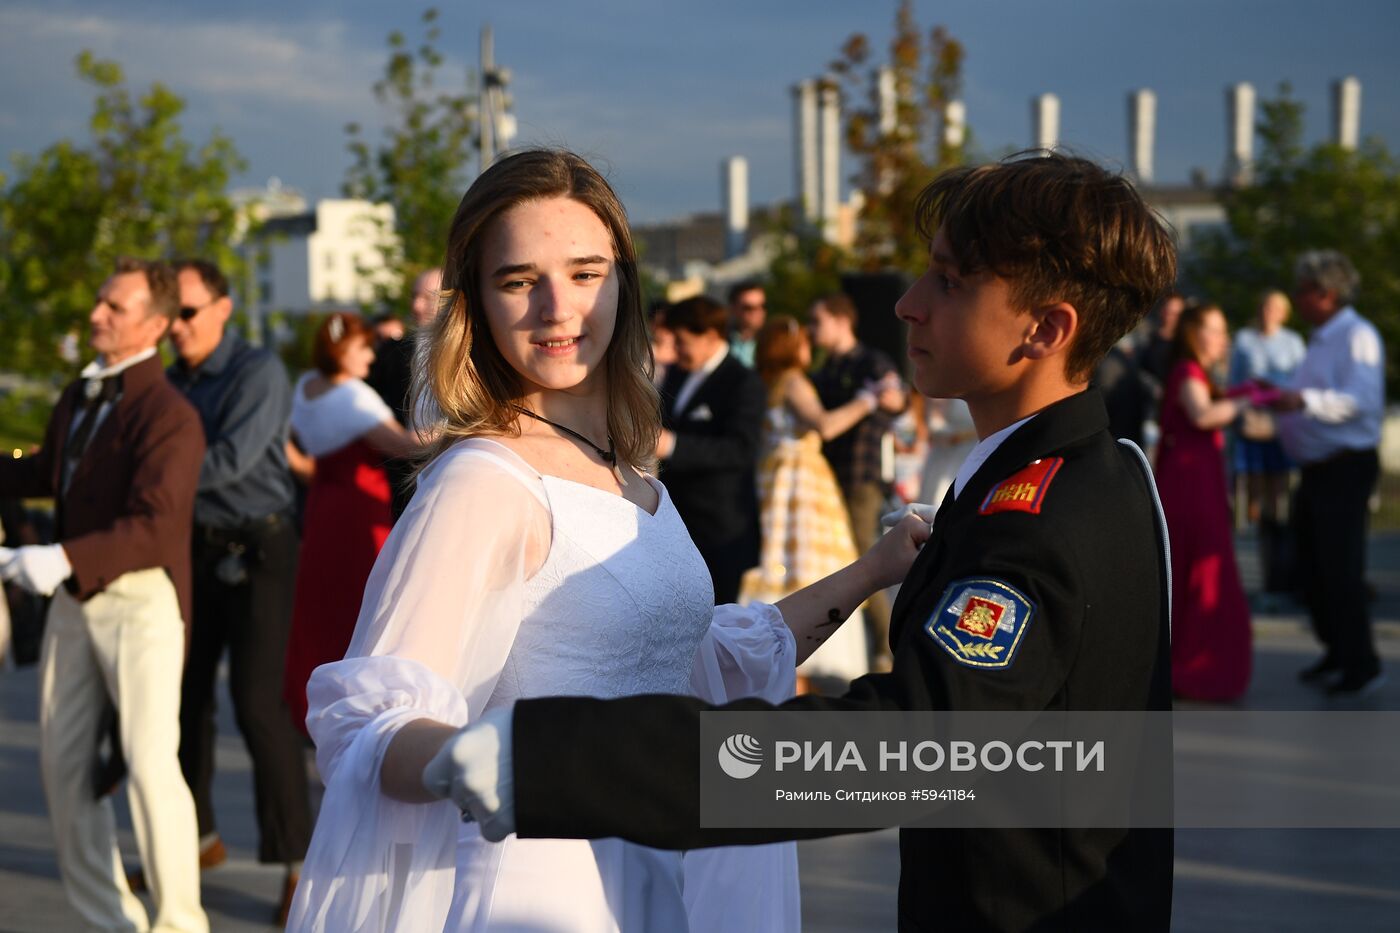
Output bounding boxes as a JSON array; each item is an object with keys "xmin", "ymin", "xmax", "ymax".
[{"xmin": 2, "ymin": 533, "xmax": 1398, "ymax": 932}]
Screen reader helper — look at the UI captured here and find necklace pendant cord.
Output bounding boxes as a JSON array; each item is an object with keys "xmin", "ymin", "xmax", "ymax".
[{"xmin": 514, "ymin": 405, "xmax": 627, "ymax": 487}]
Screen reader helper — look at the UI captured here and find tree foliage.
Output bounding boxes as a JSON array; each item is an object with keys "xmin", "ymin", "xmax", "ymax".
[
  {"xmin": 0, "ymin": 52, "xmax": 245, "ymax": 377},
  {"xmin": 1190, "ymin": 84, "xmax": 1400, "ymax": 391},
  {"xmin": 829, "ymin": 0, "xmax": 965, "ymax": 274},
  {"xmin": 762, "ymin": 204, "xmax": 848, "ymax": 322},
  {"xmin": 344, "ymin": 7, "xmax": 475, "ymax": 308}
]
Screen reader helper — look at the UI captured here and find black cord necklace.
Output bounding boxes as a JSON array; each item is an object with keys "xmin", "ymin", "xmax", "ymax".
[{"xmin": 513, "ymin": 405, "xmax": 627, "ymax": 485}]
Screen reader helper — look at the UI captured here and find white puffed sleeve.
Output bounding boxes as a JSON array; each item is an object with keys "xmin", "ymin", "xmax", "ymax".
[
  {"xmin": 685, "ymin": 603, "xmax": 801, "ymax": 933},
  {"xmin": 288, "ymin": 440, "xmax": 550, "ymax": 933},
  {"xmin": 690, "ymin": 601, "xmax": 797, "ymax": 705}
]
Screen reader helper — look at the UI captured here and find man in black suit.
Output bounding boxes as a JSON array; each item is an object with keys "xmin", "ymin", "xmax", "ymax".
[
  {"xmin": 655, "ymin": 295, "xmax": 765, "ymax": 604},
  {"xmin": 367, "ymin": 267, "xmax": 442, "ymax": 519}
]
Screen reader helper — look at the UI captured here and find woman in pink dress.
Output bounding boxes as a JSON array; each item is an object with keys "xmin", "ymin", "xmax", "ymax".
[
  {"xmin": 1156, "ymin": 302, "xmax": 1252, "ymax": 701},
  {"xmin": 283, "ymin": 313, "xmax": 418, "ymax": 732}
]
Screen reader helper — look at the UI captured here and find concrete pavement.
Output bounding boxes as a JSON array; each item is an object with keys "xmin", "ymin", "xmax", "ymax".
[{"xmin": 2, "ymin": 533, "xmax": 1398, "ymax": 931}]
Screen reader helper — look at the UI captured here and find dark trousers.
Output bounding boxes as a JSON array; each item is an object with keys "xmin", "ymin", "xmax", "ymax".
[
  {"xmin": 179, "ymin": 516, "xmax": 312, "ymax": 863},
  {"xmin": 1294, "ymin": 449, "xmax": 1381, "ymax": 678}
]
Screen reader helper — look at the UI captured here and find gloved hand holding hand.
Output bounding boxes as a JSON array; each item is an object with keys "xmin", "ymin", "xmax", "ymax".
[
  {"xmin": 881, "ymin": 502, "xmax": 938, "ymax": 528},
  {"xmin": 422, "ymin": 705, "xmax": 516, "ymax": 842},
  {"xmin": 0, "ymin": 544, "xmax": 72, "ymax": 596}
]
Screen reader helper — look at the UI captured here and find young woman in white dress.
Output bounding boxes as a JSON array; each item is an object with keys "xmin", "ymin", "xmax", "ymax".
[{"xmin": 286, "ymin": 149, "xmax": 928, "ymax": 932}]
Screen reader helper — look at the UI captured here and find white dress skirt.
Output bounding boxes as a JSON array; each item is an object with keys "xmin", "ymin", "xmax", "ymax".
[{"xmin": 286, "ymin": 438, "xmax": 801, "ymax": 932}]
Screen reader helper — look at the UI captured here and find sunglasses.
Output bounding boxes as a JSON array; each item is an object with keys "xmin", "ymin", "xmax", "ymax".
[{"xmin": 179, "ymin": 298, "xmax": 219, "ymax": 321}]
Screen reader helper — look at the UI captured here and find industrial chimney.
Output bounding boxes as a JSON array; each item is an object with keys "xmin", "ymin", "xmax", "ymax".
[
  {"xmin": 943, "ymin": 100, "xmax": 966, "ymax": 151},
  {"xmin": 1128, "ymin": 89, "xmax": 1156, "ymax": 184},
  {"xmin": 1226, "ymin": 82, "xmax": 1255, "ymax": 186},
  {"xmin": 721, "ymin": 157, "xmax": 749, "ymax": 260},
  {"xmin": 1332, "ymin": 76, "xmax": 1361, "ymax": 150},
  {"xmin": 817, "ymin": 78, "xmax": 841, "ymax": 243},
  {"xmin": 792, "ymin": 80, "xmax": 819, "ymax": 226},
  {"xmin": 1033, "ymin": 94, "xmax": 1060, "ymax": 151}
]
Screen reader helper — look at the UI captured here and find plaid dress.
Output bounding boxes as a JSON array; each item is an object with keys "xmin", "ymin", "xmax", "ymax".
[{"xmin": 739, "ymin": 383, "xmax": 869, "ymax": 681}]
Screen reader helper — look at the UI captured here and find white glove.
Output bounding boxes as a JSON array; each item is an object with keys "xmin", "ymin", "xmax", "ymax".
[
  {"xmin": 422, "ymin": 705, "xmax": 516, "ymax": 842},
  {"xmin": 880, "ymin": 502, "xmax": 939, "ymax": 529},
  {"xmin": 0, "ymin": 544, "xmax": 72, "ymax": 596}
]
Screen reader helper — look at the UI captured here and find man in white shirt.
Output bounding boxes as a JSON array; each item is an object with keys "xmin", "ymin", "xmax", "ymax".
[{"xmin": 1274, "ymin": 250, "xmax": 1386, "ymax": 696}]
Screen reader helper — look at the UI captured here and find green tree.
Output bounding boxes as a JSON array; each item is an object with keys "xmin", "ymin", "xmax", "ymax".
[
  {"xmin": 1190, "ymin": 84, "xmax": 1400, "ymax": 391},
  {"xmin": 0, "ymin": 52, "xmax": 246, "ymax": 378},
  {"xmin": 762, "ymin": 204, "xmax": 848, "ymax": 322},
  {"xmin": 344, "ymin": 7, "xmax": 475, "ymax": 308},
  {"xmin": 830, "ymin": 0, "xmax": 966, "ymax": 274}
]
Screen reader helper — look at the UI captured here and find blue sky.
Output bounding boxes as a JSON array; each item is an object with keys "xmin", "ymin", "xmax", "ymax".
[{"xmin": 2, "ymin": 0, "xmax": 1397, "ymax": 223}]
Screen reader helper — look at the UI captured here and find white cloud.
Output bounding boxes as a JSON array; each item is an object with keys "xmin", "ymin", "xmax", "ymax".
[{"xmin": 0, "ymin": 7, "xmax": 380, "ymax": 110}]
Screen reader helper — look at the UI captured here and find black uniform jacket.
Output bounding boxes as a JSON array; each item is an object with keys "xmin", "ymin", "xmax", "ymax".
[{"xmin": 514, "ymin": 388, "xmax": 1173, "ymax": 933}]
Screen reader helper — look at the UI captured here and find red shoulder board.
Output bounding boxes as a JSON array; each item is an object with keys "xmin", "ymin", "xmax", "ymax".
[{"xmin": 978, "ymin": 457, "xmax": 1064, "ymax": 515}]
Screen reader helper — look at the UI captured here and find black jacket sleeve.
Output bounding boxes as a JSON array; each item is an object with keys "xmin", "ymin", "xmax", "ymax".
[{"xmin": 514, "ymin": 515, "xmax": 1087, "ymax": 849}]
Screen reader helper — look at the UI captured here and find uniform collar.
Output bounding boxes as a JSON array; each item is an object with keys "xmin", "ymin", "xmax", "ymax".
[
  {"xmin": 953, "ymin": 413, "xmax": 1035, "ymax": 499},
  {"xmin": 952, "ymin": 388, "xmax": 1108, "ymax": 517}
]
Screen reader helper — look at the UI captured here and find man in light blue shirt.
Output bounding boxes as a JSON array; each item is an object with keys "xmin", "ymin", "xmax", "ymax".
[{"xmin": 1273, "ymin": 250, "xmax": 1386, "ymax": 696}]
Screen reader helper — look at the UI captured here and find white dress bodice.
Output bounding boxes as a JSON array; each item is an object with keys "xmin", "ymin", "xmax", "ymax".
[{"xmin": 492, "ymin": 475, "xmax": 715, "ymax": 706}]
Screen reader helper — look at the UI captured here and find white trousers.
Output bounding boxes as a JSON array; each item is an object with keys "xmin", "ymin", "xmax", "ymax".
[{"xmin": 39, "ymin": 568, "xmax": 208, "ymax": 933}]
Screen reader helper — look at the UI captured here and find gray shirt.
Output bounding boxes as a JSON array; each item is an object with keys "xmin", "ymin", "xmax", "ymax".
[{"xmin": 167, "ymin": 331, "xmax": 295, "ymax": 529}]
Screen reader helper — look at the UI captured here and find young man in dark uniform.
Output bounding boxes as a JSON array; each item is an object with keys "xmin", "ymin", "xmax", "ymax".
[{"xmin": 404, "ymin": 153, "xmax": 1180, "ymax": 932}]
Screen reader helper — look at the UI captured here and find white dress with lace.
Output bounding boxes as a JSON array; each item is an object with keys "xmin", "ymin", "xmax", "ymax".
[{"xmin": 287, "ymin": 438, "xmax": 799, "ymax": 932}]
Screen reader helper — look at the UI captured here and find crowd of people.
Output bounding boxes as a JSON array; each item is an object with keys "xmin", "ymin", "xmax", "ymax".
[
  {"xmin": 0, "ymin": 258, "xmax": 445, "ymax": 929},
  {"xmin": 1093, "ymin": 260, "xmax": 1386, "ymax": 703},
  {"xmin": 0, "ymin": 145, "xmax": 1387, "ymax": 932}
]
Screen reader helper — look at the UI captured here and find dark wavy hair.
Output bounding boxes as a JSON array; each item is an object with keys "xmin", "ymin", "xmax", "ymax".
[{"xmin": 915, "ymin": 151, "xmax": 1178, "ymax": 382}]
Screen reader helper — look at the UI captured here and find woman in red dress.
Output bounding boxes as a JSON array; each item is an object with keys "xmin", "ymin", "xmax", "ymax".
[
  {"xmin": 283, "ymin": 313, "xmax": 418, "ymax": 732},
  {"xmin": 1156, "ymin": 302, "xmax": 1252, "ymax": 701}
]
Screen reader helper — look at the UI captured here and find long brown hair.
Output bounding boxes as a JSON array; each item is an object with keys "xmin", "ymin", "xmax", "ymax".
[
  {"xmin": 1171, "ymin": 300, "xmax": 1227, "ymax": 396},
  {"xmin": 755, "ymin": 316, "xmax": 807, "ymax": 389},
  {"xmin": 411, "ymin": 149, "xmax": 659, "ymax": 472}
]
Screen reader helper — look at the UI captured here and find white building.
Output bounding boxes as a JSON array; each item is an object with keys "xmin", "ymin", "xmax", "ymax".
[{"xmin": 251, "ymin": 199, "xmax": 400, "ymax": 314}]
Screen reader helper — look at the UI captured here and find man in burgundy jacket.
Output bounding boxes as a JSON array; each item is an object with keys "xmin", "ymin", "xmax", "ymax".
[{"xmin": 0, "ymin": 258, "xmax": 209, "ymax": 932}]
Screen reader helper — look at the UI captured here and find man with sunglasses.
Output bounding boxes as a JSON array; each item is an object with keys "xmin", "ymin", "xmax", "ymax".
[
  {"xmin": 162, "ymin": 259, "xmax": 311, "ymax": 923},
  {"xmin": 726, "ymin": 279, "xmax": 767, "ymax": 369}
]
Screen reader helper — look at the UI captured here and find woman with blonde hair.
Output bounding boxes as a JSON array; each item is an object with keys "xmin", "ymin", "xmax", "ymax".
[
  {"xmin": 287, "ymin": 150, "xmax": 927, "ymax": 932},
  {"xmin": 741, "ymin": 316, "xmax": 899, "ymax": 686},
  {"xmin": 1227, "ymin": 288, "xmax": 1306, "ymax": 595}
]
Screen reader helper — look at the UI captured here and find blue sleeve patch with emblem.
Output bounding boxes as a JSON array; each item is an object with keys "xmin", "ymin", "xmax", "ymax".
[{"xmin": 924, "ymin": 578, "xmax": 1035, "ymax": 669}]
